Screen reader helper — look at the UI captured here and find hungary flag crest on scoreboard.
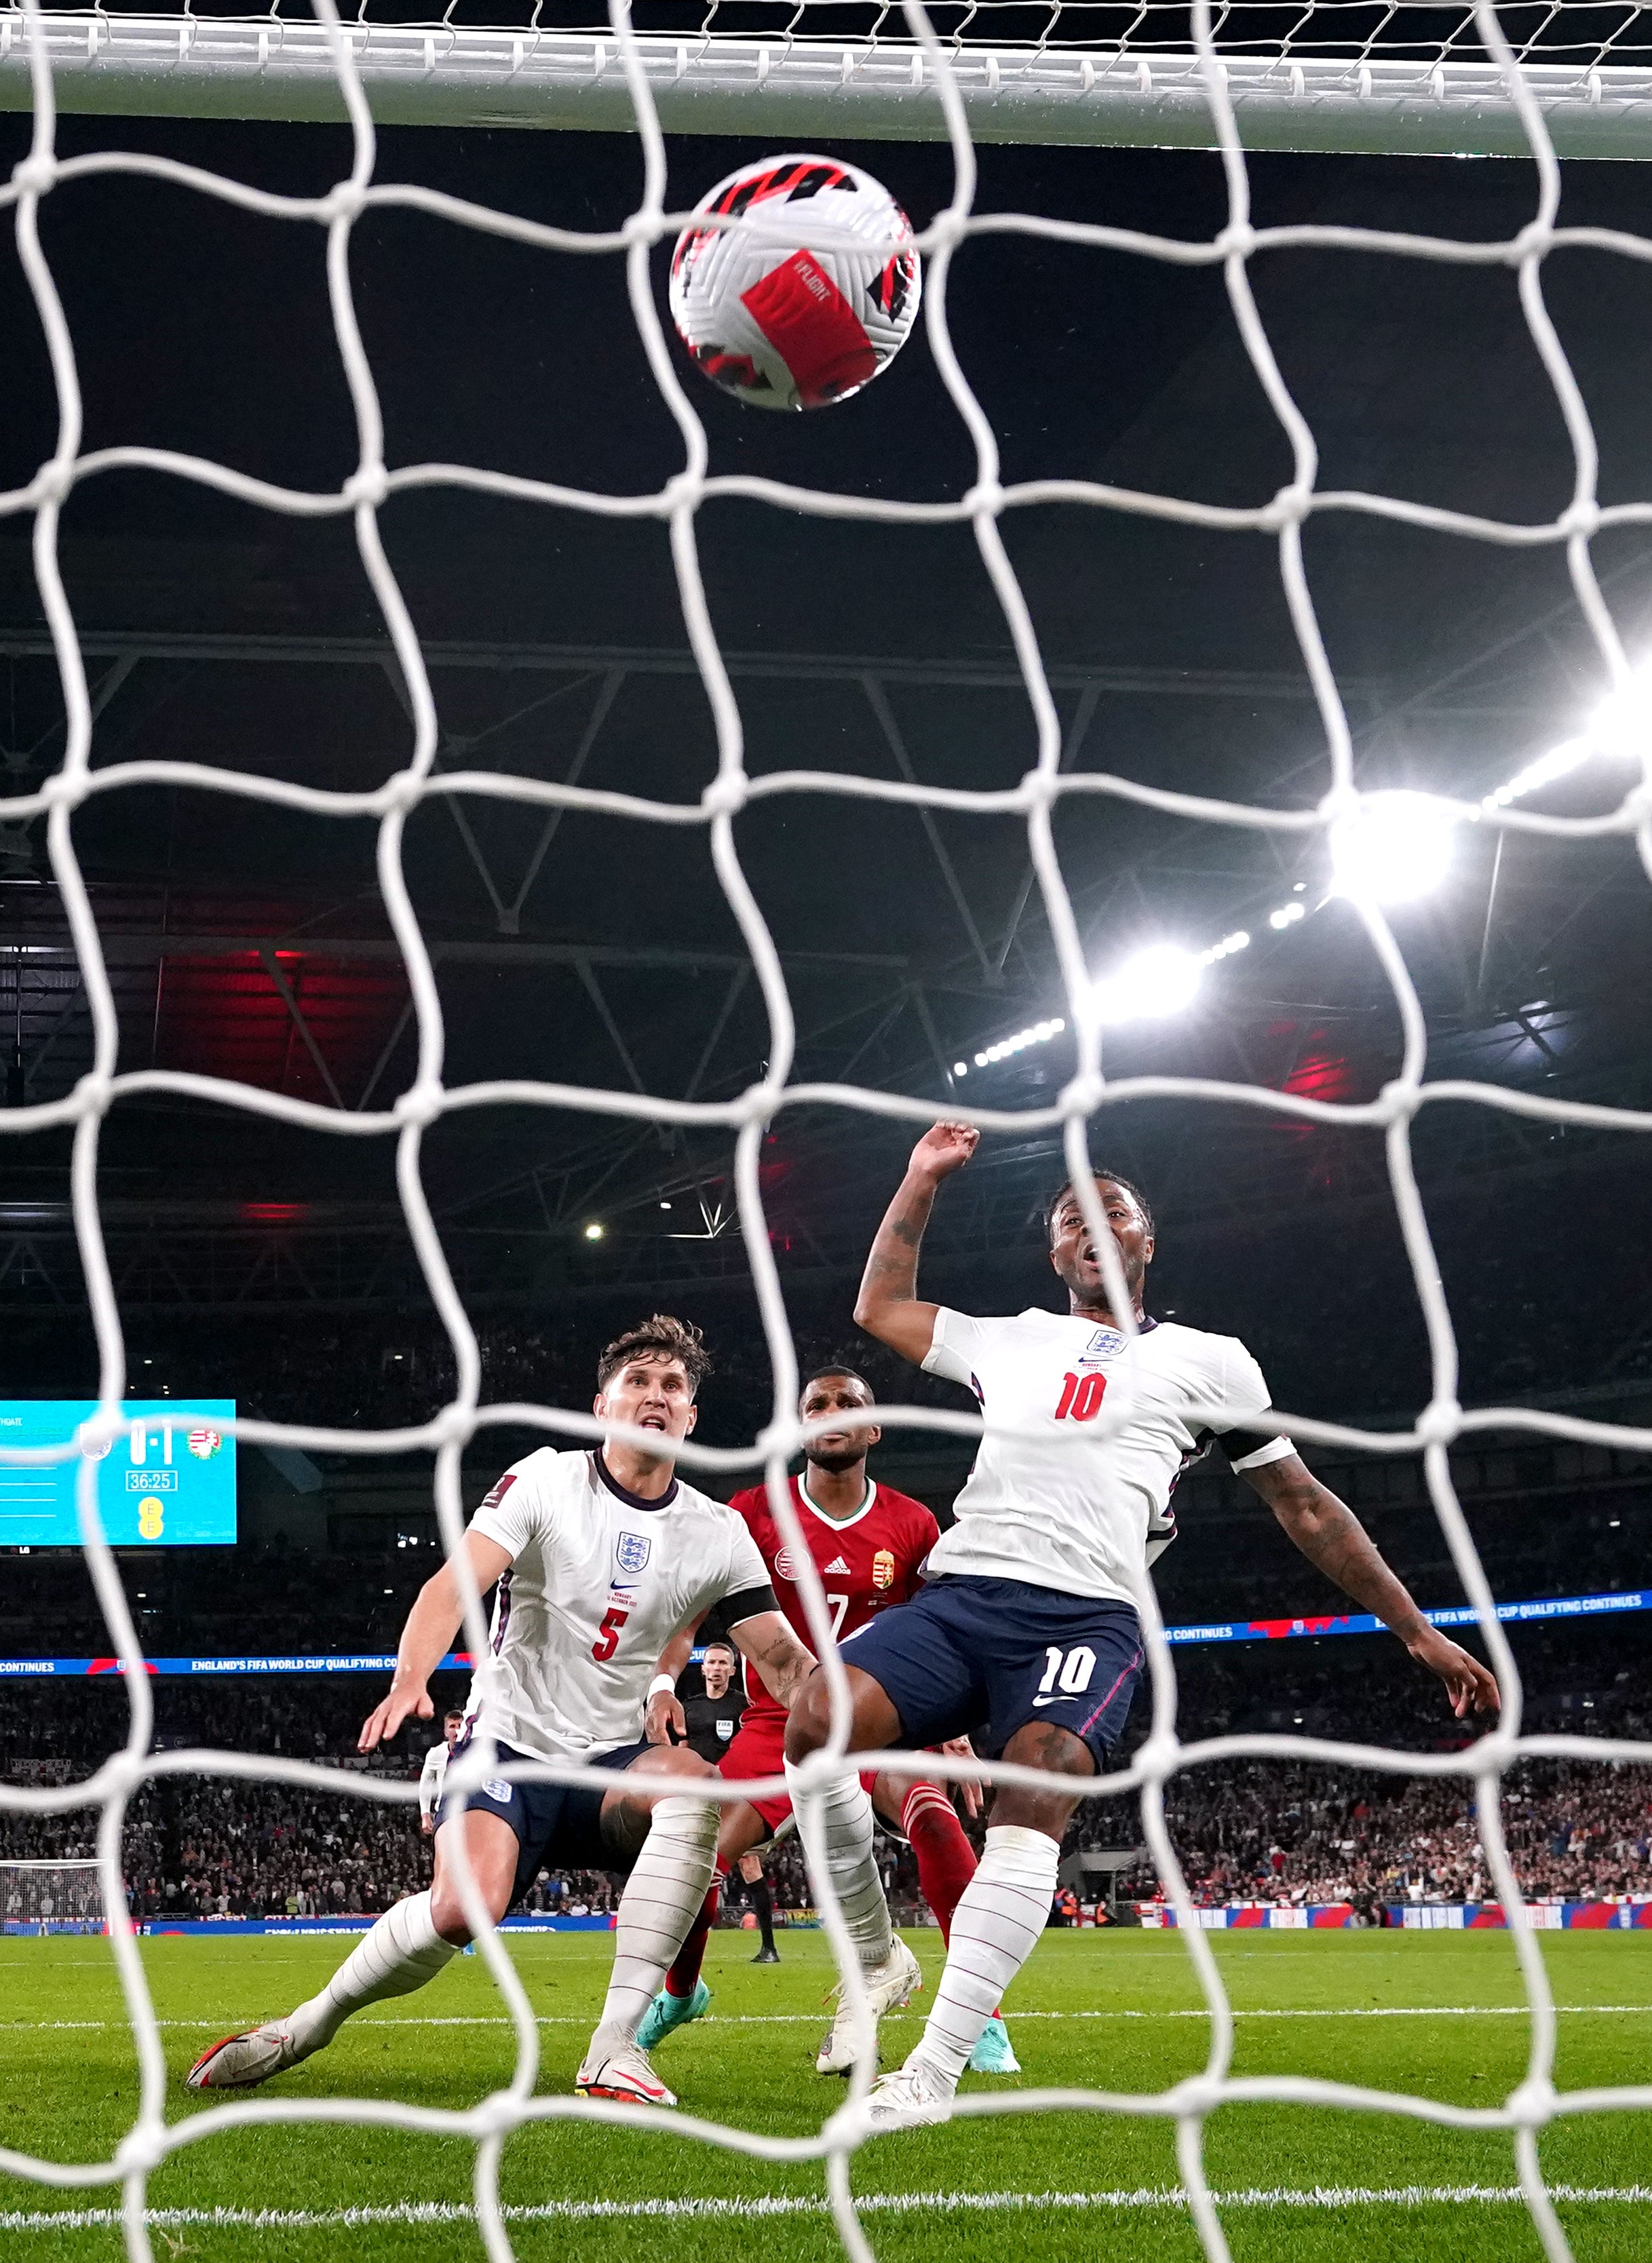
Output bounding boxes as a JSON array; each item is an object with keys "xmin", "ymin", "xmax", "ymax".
[{"xmin": 187, "ymin": 1427, "xmax": 223, "ymax": 1460}]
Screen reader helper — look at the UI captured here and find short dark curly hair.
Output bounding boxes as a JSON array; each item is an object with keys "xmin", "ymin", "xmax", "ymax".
[
  {"xmin": 596, "ymin": 1314, "xmax": 712, "ymax": 1396},
  {"xmin": 1043, "ymin": 1172, "xmax": 1155, "ymax": 1240},
  {"xmin": 801, "ymin": 1365, "xmax": 874, "ymax": 1399}
]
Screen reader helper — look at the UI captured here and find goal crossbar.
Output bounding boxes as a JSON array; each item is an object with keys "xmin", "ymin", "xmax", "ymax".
[{"xmin": 5, "ymin": 12, "xmax": 1652, "ymax": 153}]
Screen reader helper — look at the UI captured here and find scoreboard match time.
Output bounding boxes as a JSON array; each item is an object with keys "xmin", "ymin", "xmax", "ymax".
[{"xmin": 0, "ymin": 1401, "xmax": 237, "ymax": 1548}]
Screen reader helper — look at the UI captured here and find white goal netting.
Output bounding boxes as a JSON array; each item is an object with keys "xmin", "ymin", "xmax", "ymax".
[
  {"xmin": 1, "ymin": 1858, "xmax": 104, "ymax": 1928},
  {"xmin": 0, "ymin": 2, "xmax": 1650, "ymax": 2260}
]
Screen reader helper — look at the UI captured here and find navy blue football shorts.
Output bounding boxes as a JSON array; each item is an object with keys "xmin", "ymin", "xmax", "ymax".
[
  {"xmin": 436, "ymin": 1735, "xmax": 652, "ymax": 1909},
  {"xmin": 839, "ymin": 1576, "xmax": 1142, "ymax": 1769}
]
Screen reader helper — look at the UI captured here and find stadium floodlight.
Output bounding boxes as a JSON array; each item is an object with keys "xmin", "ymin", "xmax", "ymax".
[
  {"xmin": 1484, "ymin": 668, "xmax": 1650, "ymax": 811},
  {"xmin": 1329, "ymin": 790, "xmax": 1455, "ymax": 907},
  {"xmin": 1581, "ymin": 669, "xmax": 1652, "ymax": 770},
  {"xmin": 1484, "ymin": 738, "xmax": 1592, "ymax": 810},
  {"xmin": 583, "ymin": 1223, "xmax": 604, "ymax": 1241},
  {"xmin": 1086, "ymin": 943, "xmax": 1205, "ymax": 1027},
  {"xmin": 956, "ymin": 1017, "xmax": 1065, "ymax": 1076}
]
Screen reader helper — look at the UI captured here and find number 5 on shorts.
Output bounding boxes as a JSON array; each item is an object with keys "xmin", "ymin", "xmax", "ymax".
[{"xmin": 1035, "ymin": 1644, "xmax": 1096, "ymax": 1703}]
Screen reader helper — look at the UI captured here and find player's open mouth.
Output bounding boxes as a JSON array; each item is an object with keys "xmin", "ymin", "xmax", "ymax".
[{"xmin": 1079, "ymin": 1238, "xmax": 1123, "ymax": 1268}]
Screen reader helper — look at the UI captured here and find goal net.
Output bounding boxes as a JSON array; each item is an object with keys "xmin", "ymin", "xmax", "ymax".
[
  {"xmin": 0, "ymin": 1859, "xmax": 105, "ymax": 1931},
  {"xmin": 0, "ymin": 1, "xmax": 1648, "ymax": 2260}
]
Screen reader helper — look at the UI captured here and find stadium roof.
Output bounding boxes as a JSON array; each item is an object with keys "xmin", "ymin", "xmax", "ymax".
[{"xmin": 0, "ymin": 112, "xmax": 1648, "ymax": 1409}]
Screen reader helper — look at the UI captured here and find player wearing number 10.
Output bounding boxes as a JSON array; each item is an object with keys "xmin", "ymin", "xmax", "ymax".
[{"xmin": 784, "ymin": 1122, "xmax": 1503, "ymax": 2127}]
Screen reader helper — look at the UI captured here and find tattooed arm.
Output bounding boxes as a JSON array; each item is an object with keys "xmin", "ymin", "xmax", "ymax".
[
  {"xmin": 730, "ymin": 1610, "xmax": 816, "ymax": 1713},
  {"xmin": 1243, "ymin": 1452, "xmax": 1500, "ymax": 1720},
  {"xmin": 852, "ymin": 1122, "xmax": 980, "ymax": 1365}
]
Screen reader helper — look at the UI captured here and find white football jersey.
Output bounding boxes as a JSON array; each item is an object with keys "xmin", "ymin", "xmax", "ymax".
[
  {"xmin": 418, "ymin": 1741, "xmax": 449, "ymax": 1824},
  {"xmin": 462, "ymin": 1447, "xmax": 771, "ymax": 1765},
  {"xmin": 923, "ymin": 1309, "xmax": 1292, "ymax": 1606}
]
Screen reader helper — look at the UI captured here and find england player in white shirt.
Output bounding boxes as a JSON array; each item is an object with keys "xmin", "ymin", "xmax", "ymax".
[
  {"xmin": 784, "ymin": 1123, "xmax": 1500, "ymax": 2123},
  {"xmin": 188, "ymin": 1316, "xmax": 813, "ymax": 2110},
  {"xmin": 417, "ymin": 1709, "xmax": 466, "ymax": 1836}
]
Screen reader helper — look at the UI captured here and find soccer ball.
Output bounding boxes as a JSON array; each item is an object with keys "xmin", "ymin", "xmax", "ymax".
[{"xmin": 669, "ymin": 154, "xmax": 921, "ymax": 412}]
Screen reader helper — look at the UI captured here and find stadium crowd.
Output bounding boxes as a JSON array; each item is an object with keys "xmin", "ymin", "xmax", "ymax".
[
  {"xmin": 1088, "ymin": 1754, "xmax": 1652, "ymax": 1909},
  {"xmin": 0, "ymin": 1170, "xmax": 1644, "ymax": 1432},
  {"xmin": 3, "ymin": 1285, "xmax": 1649, "ymax": 1922},
  {"xmin": 3, "ymin": 1627, "xmax": 1649, "ymax": 1919}
]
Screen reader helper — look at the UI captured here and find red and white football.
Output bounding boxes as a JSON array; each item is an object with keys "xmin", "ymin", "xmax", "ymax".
[{"xmin": 669, "ymin": 154, "xmax": 921, "ymax": 412}]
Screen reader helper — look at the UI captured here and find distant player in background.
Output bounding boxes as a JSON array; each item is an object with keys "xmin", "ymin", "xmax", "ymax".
[
  {"xmin": 674, "ymin": 1637, "xmax": 780, "ymax": 1964},
  {"xmin": 187, "ymin": 1316, "xmax": 815, "ymax": 2112},
  {"xmin": 418, "ymin": 1709, "xmax": 467, "ymax": 1837},
  {"xmin": 638, "ymin": 1368, "xmax": 1016, "ymax": 2075},
  {"xmin": 677, "ymin": 1639, "xmax": 743, "ymax": 1767},
  {"xmin": 788, "ymin": 1123, "xmax": 1501, "ymax": 2126}
]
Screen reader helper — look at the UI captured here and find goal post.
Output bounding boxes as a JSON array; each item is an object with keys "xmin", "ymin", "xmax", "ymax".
[
  {"xmin": 3, "ymin": 7, "xmax": 1652, "ymax": 155},
  {"xmin": 0, "ymin": 1858, "xmax": 106, "ymax": 1933}
]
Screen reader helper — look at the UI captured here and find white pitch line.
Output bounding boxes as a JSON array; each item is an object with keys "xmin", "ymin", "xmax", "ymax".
[
  {"xmin": 5, "ymin": 2185, "xmax": 1652, "ymax": 2233},
  {"xmin": 7, "ymin": 2004, "xmax": 1652, "ymax": 2032}
]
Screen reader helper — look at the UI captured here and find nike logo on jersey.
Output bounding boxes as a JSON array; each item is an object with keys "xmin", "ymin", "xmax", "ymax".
[{"xmin": 823, "ymin": 1556, "xmax": 851, "ymax": 1576}]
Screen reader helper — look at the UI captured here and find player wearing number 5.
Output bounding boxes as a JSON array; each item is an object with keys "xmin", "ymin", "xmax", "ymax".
[
  {"xmin": 187, "ymin": 1315, "xmax": 813, "ymax": 2112},
  {"xmin": 785, "ymin": 1122, "xmax": 1501, "ymax": 2127}
]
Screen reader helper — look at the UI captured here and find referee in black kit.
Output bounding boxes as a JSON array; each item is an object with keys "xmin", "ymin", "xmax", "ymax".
[
  {"xmin": 677, "ymin": 1634, "xmax": 780, "ymax": 1963},
  {"xmin": 679, "ymin": 1637, "xmax": 745, "ymax": 1765}
]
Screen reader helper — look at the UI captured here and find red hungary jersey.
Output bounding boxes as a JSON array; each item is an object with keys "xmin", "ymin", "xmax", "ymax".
[{"xmin": 724, "ymin": 1473, "xmax": 940, "ymax": 1722}]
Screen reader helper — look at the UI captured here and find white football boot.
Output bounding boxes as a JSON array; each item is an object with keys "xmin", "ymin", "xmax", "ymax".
[
  {"xmin": 815, "ymin": 1935, "xmax": 922, "ymax": 2075},
  {"xmin": 187, "ymin": 2021, "xmax": 303, "ymax": 2092},
  {"xmin": 863, "ymin": 2057, "xmax": 954, "ymax": 2129},
  {"xmin": 575, "ymin": 2038, "xmax": 677, "ymax": 2108}
]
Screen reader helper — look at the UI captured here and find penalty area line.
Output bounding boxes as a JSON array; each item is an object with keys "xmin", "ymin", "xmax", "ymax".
[{"xmin": 5, "ymin": 2186, "xmax": 1652, "ymax": 2232}]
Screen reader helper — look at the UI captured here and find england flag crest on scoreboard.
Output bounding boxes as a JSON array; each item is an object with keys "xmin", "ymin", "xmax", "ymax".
[
  {"xmin": 615, "ymin": 1530, "xmax": 651, "ymax": 1576},
  {"xmin": 1080, "ymin": 1327, "xmax": 1127, "ymax": 1366}
]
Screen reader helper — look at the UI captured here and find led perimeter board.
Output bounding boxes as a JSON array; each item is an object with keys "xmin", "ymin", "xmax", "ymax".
[{"xmin": 0, "ymin": 1401, "xmax": 237, "ymax": 1548}]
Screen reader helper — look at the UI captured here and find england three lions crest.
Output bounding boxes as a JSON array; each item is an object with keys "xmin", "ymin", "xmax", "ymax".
[
  {"xmin": 615, "ymin": 1530, "xmax": 652, "ymax": 1576},
  {"xmin": 1079, "ymin": 1325, "xmax": 1127, "ymax": 1367}
]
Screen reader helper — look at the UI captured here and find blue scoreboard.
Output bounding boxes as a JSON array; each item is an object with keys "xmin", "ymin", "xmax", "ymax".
[{"xmin": 0, "ymin": 1401, "xmax": 237, "ymax": 1548}]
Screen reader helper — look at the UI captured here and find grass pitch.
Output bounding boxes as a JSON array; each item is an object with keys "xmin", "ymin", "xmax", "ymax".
[{"xmin": 4, "ymin": 1926, "xmax": 1652, "ymax": 2262}]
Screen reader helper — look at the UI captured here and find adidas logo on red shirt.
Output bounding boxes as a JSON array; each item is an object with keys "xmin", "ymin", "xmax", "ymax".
[{"xmin": 823, "ymin": 1556, "xmax": 851, "ymax": 1576}]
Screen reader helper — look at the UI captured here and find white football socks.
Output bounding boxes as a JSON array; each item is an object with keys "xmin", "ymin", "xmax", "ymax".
[
  {"xmin": 909, "ymin": 1825, "xmax": 1059, "ymax": 2089},
  {"xmin": 786, "ymin": 1757, "xmax": 892, "ymax": 1970},
  {"xmin": 287, "ymin": 1888, "xmax": 459, "ymax": 2059},
  {"xmin": 591, "ymin": 1793, "xmax": 720, "ymax": 2051}
]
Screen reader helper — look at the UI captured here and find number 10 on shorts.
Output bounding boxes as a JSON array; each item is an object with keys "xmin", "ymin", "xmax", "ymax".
[{"xmin": 1036, "ymin": 1645, "xmax": 1096, "ymax": 1701}]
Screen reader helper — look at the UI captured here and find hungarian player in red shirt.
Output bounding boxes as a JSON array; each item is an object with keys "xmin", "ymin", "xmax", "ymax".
[{"xmin": 637, "ymin": 1366, "xmax": 1018, "ymax": 2076}]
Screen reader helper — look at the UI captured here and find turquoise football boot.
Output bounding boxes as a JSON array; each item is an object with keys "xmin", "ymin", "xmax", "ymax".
[
  {"xmin": 967, "ymin": 2015, "xmax": 1020, "ymax": 2074},
  {"xmin": 634, "ymin": 1979, "xmax": 712, "ymax": 2053}
]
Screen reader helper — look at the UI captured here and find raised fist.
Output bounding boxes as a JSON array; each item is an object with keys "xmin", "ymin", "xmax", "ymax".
[{"xmin": 909, "ymin": 1122, "xmax": 979, "ymax": 1182}]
